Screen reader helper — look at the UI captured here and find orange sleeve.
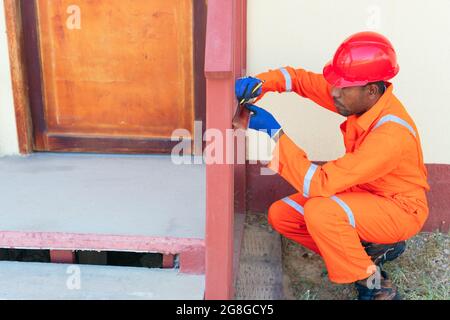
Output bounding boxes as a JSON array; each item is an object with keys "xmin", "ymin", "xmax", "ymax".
[
  {"xmin": 256, "ymin": 66, "xmax": 337, "ymax": 113},
  {"xmin": 268, "ymin": 123, "xmax": 409, "ymax": 198}
]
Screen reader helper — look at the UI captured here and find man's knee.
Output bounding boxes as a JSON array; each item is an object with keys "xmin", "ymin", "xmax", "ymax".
[
  {"xmin": 267, "ymin": 200, "xmax": 285, "ymax": 231},
  {"xmin": 304, "ymin": 197, "xmax": 334, "ymax": 227}
]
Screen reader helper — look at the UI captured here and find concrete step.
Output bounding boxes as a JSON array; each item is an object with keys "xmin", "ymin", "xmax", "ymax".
[
  {"xmin": 0, "ymin": 261, "xmax": 205, "ymax": 300},
  {"xmin": 0, "ymin": 153, "xmax": 205, "ymax": 239},
  {"xmin": 0, "ymin": 154, "xmax": 206, "ymax": 273}
]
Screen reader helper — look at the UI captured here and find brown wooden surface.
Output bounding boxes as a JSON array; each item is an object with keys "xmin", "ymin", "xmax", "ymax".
[
  {"xmin": 17, "ymin": 0, "xmax": 204, "ymax": 154},
  {"xmin": 3, "ymin": 0, "xmax": 33, "ymax": 154},
  {"xmin": 193, "ymin": 0, "xmax": 207, "ymax": 155}
]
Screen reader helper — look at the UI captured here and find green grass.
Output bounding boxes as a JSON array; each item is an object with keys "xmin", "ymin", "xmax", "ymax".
[{"xmin": 383, "ymin": 231, "xmax": 450, "ymax": 300}]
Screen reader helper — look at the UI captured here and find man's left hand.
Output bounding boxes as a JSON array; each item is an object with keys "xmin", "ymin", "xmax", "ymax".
[{"xmin": 245, "ymin": 104, "xmax": 282, "ymax": 138}]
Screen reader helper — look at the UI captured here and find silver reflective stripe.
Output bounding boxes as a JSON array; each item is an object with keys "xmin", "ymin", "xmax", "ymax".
[
  {"xmin": 280, "ymin": 68, "xmax": 292, "ymax": 92},
  {"xmin": 303, "ymin": 164, "xmax": 319, "ymax": 198},
  {"xmin": 330, "ymin": 196, "xmax": 356, "ymax": 228},
  {"xmin": 373, "ymin": 115, "xmax": 416, "ymax": 138},
  {"xmin": 282, "ymin": 197, "xmax": 304, "ymax": 216}
]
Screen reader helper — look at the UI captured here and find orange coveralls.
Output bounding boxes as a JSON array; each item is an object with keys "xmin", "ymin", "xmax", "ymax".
[{"xmin": 256, "ymin": 67, "xmax": 430, "ymax": 283}]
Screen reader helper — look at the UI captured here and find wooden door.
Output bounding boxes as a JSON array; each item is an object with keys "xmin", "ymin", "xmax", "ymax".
[{"xmin": 21, "ymin": 0, "xmax": 206, "ymax": 154}]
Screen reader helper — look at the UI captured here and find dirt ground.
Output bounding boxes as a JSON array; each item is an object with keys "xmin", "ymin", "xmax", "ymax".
[
  {"xmin": 282, "ymin": 237, "xmax": 356, "ymax": 300},
  {"xmin": 247, "ymin": 212, "xmax": 450, "ymax": 300},
  {"xmin": 282, "ymin": 230, "xmax": 450, "ymax": 300}
]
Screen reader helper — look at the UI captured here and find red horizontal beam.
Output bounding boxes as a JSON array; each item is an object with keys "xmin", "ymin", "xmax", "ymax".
[{"xmin": 0, "ymin": 231, "xmax": 205, "ymax": 274}]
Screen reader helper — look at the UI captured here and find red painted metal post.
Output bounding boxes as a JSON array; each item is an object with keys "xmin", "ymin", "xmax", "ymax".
[
  {"xmin": 179, "ymin": 246, "xmax": 206, "ymax": 275},
  {"xmin": 205, "ymin": 0, "xmax": 247, "ymax": 300},
  {"xmin": 50, "ymin": 250, "xmax": 75, "ymax": 264},
  {"xmin": 205, "ymin": 80, "xmax": 234, "ymax": 299},
  {"xmin": 162, "ymin": 254, "xmax": 174, "ymax": 269}
]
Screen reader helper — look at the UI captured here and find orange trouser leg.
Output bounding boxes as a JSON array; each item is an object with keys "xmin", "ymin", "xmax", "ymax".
[
  {"xmin": 269, "ymin": 191, "xmax": 422, "ymax": 284},
  {"xmin": 304, "ymin": 191, "xmax": 422, "ymax": 283},
  {"xmin": 268, "ymin": 193, "xmax": 321, "ymax": 255}
]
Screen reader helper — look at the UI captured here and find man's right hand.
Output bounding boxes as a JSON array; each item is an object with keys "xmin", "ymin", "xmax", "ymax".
[{"xmin": 235, "ymin": 77, "xmax": 263, "ymax": 103}]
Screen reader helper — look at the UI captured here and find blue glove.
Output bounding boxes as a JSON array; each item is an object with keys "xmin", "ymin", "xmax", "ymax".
[
  {"xmin": 235, "ymin": 77, "xmax": 263, "ymax": 103},
  {"xmin": 246, "ymin": 104, "xmax": 281, "ymax": 138}
]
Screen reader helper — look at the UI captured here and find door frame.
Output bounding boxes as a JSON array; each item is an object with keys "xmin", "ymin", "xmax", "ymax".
[{"xmin": 4, "ymin": 0, "xmax": 206, "ymax": 155}]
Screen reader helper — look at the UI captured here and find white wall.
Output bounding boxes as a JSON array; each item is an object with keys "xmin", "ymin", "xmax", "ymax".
[
  {"xmin": 0, "ymin": 1, "xmax": 19, "ymax": 156},
  {"xmin": 247, "ymin": 0, "xmax": 450, "ymax": 164}
]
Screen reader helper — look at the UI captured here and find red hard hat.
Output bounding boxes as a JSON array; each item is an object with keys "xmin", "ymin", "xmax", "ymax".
[{"xmin": 323, "ymin": 31, "xmax": 400, "ymax": 88}]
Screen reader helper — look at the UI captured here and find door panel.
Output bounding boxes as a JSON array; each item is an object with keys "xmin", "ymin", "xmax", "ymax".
[{"xmin": 22, "ymin": 0, "xmax": 205, "ymax": 154}]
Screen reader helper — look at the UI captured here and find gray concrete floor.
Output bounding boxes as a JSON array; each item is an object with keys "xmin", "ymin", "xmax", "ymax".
[
  {"xmin": 234, "ymin": 213, "xmax": 284, "ymax": 300},
  {"xmin": 0, "ymin": 261, "xmax": 205, "ymax": 300},
  {"xmin": 0, "ymin": 153, "xmax": 205, "ymax": 239}
]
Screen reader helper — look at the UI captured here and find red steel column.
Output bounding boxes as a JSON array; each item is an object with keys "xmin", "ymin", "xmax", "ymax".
[{"xmin": 205, "ymin": 0, "xmax": 247, "ymax": 299}]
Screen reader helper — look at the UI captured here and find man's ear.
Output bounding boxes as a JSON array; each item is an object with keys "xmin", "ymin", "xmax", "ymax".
[{"xmin": 367, "ymin": 84, "xmax": 379, "ymax": 98}]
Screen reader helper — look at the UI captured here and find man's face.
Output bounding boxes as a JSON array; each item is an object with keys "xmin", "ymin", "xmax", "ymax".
[{"xmin": 331, "ymin": 85, "xmax": 374, "ymax": 117}]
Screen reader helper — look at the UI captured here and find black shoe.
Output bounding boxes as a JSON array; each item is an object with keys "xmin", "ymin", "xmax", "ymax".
[
  {"xmin": 355, "ymin": 270, "xmax": 402, "ymax": 300},
  {"xmin": 362, "ymin": 241, "xmax": 406, "ymax": 266}
]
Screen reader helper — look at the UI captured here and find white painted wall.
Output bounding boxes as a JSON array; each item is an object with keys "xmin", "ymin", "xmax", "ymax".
[
  {"xmin": 247, "ymin": 0, "xmax": 450, "ymax": 164},
  {"xmin": 0, "ymin": 1, "xmax": 19, "ymax": 156}
]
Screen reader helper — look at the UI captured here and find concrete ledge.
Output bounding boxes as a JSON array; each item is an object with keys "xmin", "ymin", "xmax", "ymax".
[
  {"xmin": 0, "ymin": 153, "xmax": 205, "ymax": 238},
  {"xmin": 0, "ymin": 231, "xmax": 204, "ymax": 254},
  {"xmin": 0, "ymin": 261, "xmax": 205, "ymax": 300},
  {"xmin": 0, "ymin": 153, "xmax": 206, "ymax": 273}
]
